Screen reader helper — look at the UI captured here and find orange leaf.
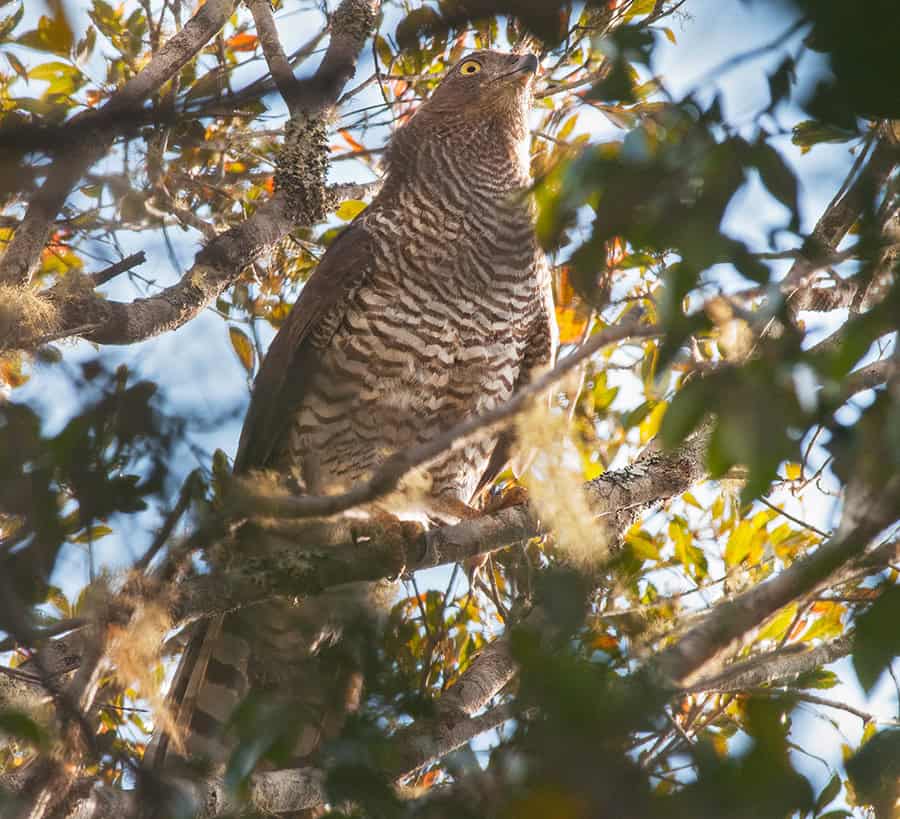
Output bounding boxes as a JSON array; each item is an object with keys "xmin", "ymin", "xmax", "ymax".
[
  {"xmin": 606, "ymin": 236, "xmax": 625, "ymax": 267},
  {"xmin": 555, "ymin": 265, "xmax": 577, "ymax": 306},
  {"xmin": 263, "ymin": 175, "xmax": 275, "ymax": 193},
  {"xmin": 0, "ymin": 355, "xmax": 29, "ymax": 389},
  {"xmin": 591, "ymin": 634, "xmax": 618, "ymax": 651},
  {"xmin": 226, "ymin": 32, "xmax": 258, "ymax": 52},
  {"xmin": 338, "ymin": 129, "xmax": 365, "ymax": 153},
  {"xmin": 418, "ymin": 768, "xmax": 440, "ymax": 789},
  {"xmin": 788, "ymin": 618, "xmax": 807, "ymax": 640}
]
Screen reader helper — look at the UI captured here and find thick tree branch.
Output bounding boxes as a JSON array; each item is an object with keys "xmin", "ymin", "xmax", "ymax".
[
  {"xmin": 686, "ymin": 635, "xmax": 853, "ymax": 694},
  {"xmin": 0, "ymin": 0, "xmax": 379, "ymax": 351},
  {"xmin": 247, "ymin": 0, "xmax": 300, "ymax": 113},
  {"xmin": 790, "ymin": 209, "xmax": 899, "ymax": 315},
  {"xmin": 66, "ymin": 669, "xmax": 520, "ymax": 818},
  {"xmin": 44, "ymin": 448, "xmax": 900, "ymax": 817},
  {"xmin": 168, "ymin": 403, "xmax": 704, "ymax": 628},
  {"xmin": 0, "ymin": 0, "xmax": 240, "ymax": 287}
]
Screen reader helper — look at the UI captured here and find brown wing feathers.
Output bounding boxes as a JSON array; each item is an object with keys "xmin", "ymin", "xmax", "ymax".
[{"xmin": 234, "ymin": 223, "xmax": 373, "ymax": 473}]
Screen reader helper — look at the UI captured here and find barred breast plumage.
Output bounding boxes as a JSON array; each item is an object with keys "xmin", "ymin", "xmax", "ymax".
[
  {"xmin": 275, "ymin": 118, "xmax": 553, "ymax": 512},
  {"xmin": 147, "ymin": 49, "xmax": 558, "ymax": 774}
]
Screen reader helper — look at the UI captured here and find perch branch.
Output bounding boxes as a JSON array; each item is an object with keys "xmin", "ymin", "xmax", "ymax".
[{"xmin": 0, "ymin": 0, "xmax": 241, "ymax": 287}]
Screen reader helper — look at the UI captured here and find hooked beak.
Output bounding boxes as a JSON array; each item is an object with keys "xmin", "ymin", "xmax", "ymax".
[{"xmin": 517, "ymin": 53, "xmax": 540, "ymax": 76}]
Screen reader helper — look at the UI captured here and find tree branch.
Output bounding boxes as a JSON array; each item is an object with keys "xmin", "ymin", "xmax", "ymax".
[
  {"xmin": 247, "ymin": 0, "xmax": 301, "ymax": 113},
  {"xmin": 652, "ymin": 476, "xmax": 900, "ymax": 688},
  {"xmin": 1, "ymin": 0, "xmax": 379, "ymax": 352},
  {"xmin": 781, "ymin": 134, "xmax": 898, "ymax": 313},
  {"xmin": 0, "ymin": 0, "xmax": 240, "ymax": 287},
  {"xmin": 686, "ymin": 635, "xmax": 853, "ymax": 694},
  {"xmin": 170, "ymin": 420, "xmax": 704, "ymax": 626}
]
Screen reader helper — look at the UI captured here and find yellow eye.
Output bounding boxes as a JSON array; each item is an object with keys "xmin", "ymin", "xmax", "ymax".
[{"xmin": 459, "ymin": 60, "xmax": 482, "ymax": 76}]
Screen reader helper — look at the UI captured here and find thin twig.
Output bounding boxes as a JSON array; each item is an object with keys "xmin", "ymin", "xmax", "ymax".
[
  {"xmin": 91, "ymin": 252, "xmax": 147, "ymax": 286},
  {"xmin": 759, "ymin": 496, "xmax": 831, "ymax": 539},
  {"xmin": 135, "ymin": 470, "xmax": 201, "ymax": 572},
  {"xmin": 733, "ymin": 687, "xmax": 899, "ymax": 726}
]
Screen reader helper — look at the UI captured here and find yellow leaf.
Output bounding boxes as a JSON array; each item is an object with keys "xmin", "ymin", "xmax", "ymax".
[
  {"xmin": 624, "ymin": 0, "xmax": 656, "ymax": 21},
  {"xmin": 29, "ymin": 61, "xmax": 83, "ymax": 96},
  {"xmin": 335, "ymin": 199, "xmax": 367, "ymax": 221},
  {"xmin": 663, "ymin": 27, "xmax": 677, "ymax": 45},
  {"xmin": 639, "ymin": 400, "xmax": 667, "ymax": 444},
  {"xmin": 557, "ymin": 113, "xmax": 578, "ymax": 141},
  {"xmin": 724, "ymin": 520, "xmax": 753, "ymax": 567},
  {"xmin": 17, "ymin": 0, "xmax": 73, "ymax": 56},
  {"xmin": 555, "ymin": 306, "xmax": 589, "ymax": 344},
  {"xmin": 682, "ymin": 492, "xmax": 702, "ymax": 510},
  {"xmin": 228, "ymin": 326, "xmax": 255, "ymax": 374},
  {"xmin": 709, "ymin": 731, "xmax": 728, "ymax": 757},
  {"xmin": 758, "ymin": 602, "xmax": 797, "ymax": 642},
  {"xmin": 628, "ymin": 532, "xmax": 659, "ymax": 561},
  {"xmin": 785, "ymin": 462, "xmax": 802, "ymax": 481}
]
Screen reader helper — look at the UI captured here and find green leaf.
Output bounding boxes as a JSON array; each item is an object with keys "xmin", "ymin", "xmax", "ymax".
[
  {"xmin": 659, "ymin": 378, "xmax": 708, "ymax": 449},
  {"xmin": 846, "ymin": 729, "xmax": 900, "ymax": 814},
  {"xmin": 751, "ymin": 142, "xmax": 799, "ymax": 230},
  {"xmin": 791, "ymin": 669, "xmax": 838, "ymax": 690},
  {"xmin": 5, "ymin": 51, "xmax": 27, "ymax": 80},
  {"xmin": 88, "ymin": 0, "xmax": 122, "ymax": 40},
  {"xmin": 184, "ymin": 66, "xmax": 224, "ymax": 101},
  {"xmin": 335, "ymin": 199, "xmax": 367, "ymax": 221},
  {"xmin": 0, "ymin": 710, "xmax": 47, "ymax": 747},
  {"xmin": 374, "ymin": 34, "xmax": 393, "ymax": 67},
  {"xmin": 0, "ymin": 3, "xmax": 23, "ymax": 41},
  {"xmin": 591, "ymin": 371, "xmax": 618, "ymax": 412},
  {"xmin": 17, "ymin": 0, "xmax": 73, "ymax": 56},
  {"xmin": 622, "ymin": 400, "xmax": 654, "ymax": 430},
  {"xmin": 627, "ymin": 532, "xmax": 659, "ymax": 561},
  {"xmin": 791, "ymin": 120, "xmax": 856, "ymax": 154},
  {"xmin": 29, "ymin": 61, "xmax": 84, "ymax": 97},
  {"xmin": 852, "ymin": 587, "xmax": 900, "ymax": 693},
  {"xmin": 813, "ymin": 773, "xmax": 841, "ymax": 814}
]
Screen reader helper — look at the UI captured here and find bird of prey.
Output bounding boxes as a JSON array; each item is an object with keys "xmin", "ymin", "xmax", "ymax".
[{"xmin": 147, "ymin": 49, "xmax": 558, "ymax": 771}]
